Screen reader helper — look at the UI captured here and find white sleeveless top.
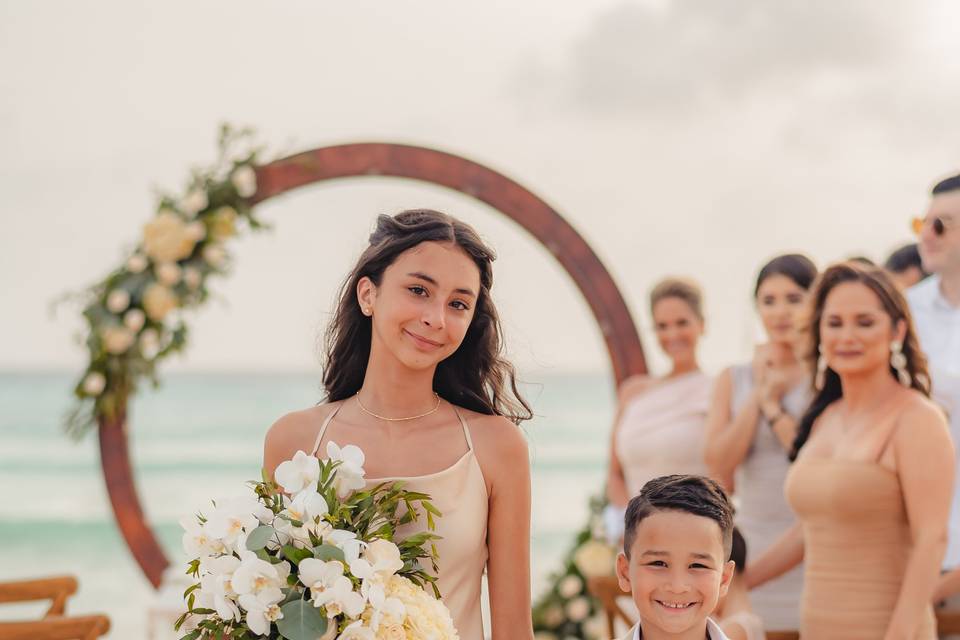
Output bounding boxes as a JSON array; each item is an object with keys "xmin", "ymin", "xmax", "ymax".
[
  {"xmin": 729, "ymin": 363, "xmax": 808, "ymax": 630},
  {"xmin": 310, "ymin": 401, "xmax": 489, "ymax": 640},
  {"xmin": 615, "ymin": 371, "xmax": 713, "ymax": 495}
]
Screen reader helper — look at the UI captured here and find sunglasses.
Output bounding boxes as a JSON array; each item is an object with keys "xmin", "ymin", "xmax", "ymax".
[{"xmin": 912, "ymin": 215, "xmax": 953, "ymax": 236}]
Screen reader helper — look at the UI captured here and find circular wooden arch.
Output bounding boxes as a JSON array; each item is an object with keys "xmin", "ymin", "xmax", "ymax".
[{"xmin": 99, "ymin": 142, "xmax": 648, "ymax": 588}]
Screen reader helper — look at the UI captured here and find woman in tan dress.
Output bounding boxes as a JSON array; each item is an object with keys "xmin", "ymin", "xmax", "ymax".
[
  {"xmin": 749, "ymin": 262, "xmax": 953, "ymax": 639},
  {"xmin": 262, "ymin": 210, "xmax": 534, "ymax": 640}
]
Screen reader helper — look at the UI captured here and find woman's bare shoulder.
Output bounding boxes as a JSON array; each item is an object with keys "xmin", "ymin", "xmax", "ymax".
[
  {"xmin": 617, "ymin": 374, "xmax": 655, "ymax": 401},
  {"xmin": 895, "ymin": 390, "xmax": 950, "ymax": 437},
  {"xmin": 263, "ymin": 403, "xmax": 336, "ymax": 464},
  {"xmin": 457, "ymin": 408, "xmax": 529, "ymax": 464}
]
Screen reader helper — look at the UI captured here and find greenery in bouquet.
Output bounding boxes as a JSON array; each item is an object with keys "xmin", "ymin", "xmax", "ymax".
[
  {"xmin": 176, "ymin": 442, "xmax": 459, "ymax": 640},
  {"xmin": 64, "ymin": 124, "xmax": 268, "ymax": 438},
  {"xmin": 532, "ymin": 495, "xmax": 617, "ymax": 640}
]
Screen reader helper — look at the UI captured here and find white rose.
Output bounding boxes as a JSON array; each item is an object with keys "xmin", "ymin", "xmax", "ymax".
[
  {"xmin": 123, "ymin": 309, "xmax": 146, "ymax": 332},
  {"xmin": 558, "ymin": 574, "xmax": 583, "ymax": 599},
  {"xmin": 231, "ymin": 165, "xmax": 257, "ymax": 198},
  {"xmin": 180, "ymin": 189, "xmax": 209, "ymax": 218},
  {"xmin": 106, "ymin": 289, "xmax": 130, "ymax": 314},
  {"xmin": 208, "ymin": 206, "xmax": 238, "ymax": 241},
  {"xmin": 143, "ymin": 210, "xmax": 197, "ymax": 263},
  {"xmin": 202, "ymin": 244, "xmax": 227, "ymax": 269},
  {"xmin": 573, "ymin": 539, "xmax": 616, "ymax": 578},
  {"xmin": 543, "ymin": 605, "xmax": 564, "ymax": 627},
  {"xmin": 565, "ymin": 596, "xmax": 590, "ymax": 622},
  {"xmin": 183, "ymin": 266, "xmax": 203, "ymax": 290},
  {"xmin": 140, "ymin": 328, "xmax": 160, "ymax": 359},
  {"xmin": 126, "ymin": 253, "xmax": 148, "ymax": 273},
  {"xmin": 102, "ymin": 326, "xmax": 135, "ymax": 354},
  {"xmin": 82, "ymin": 371, "xmax": 106, "ymax": 396},
  {"xmin": 185, "ymin": 221, "xmax": 207, "ymax": 242},
  {"xmin": 155, "ymin": 262, "xmax": 182, "ymax": 286},
  {"xmin": 143, "ymin": 284, "xmax": 178, "ymax": 322}
]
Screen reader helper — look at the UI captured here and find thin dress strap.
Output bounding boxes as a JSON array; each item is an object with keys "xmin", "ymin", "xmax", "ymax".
[
  {"xmin": 310, "ymin": 401, "xmax": 346, "ymax": 457},
  {"xmin": 451, "ymin": 405, "xmax": 474, "ymax": 451}
]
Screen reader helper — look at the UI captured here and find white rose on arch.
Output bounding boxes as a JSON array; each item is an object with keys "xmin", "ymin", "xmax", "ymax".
[
  {"xmin": 231, "ymin": 165, "xmax": 257, "ymax": 198},
  {"xmin": 102, "ymin": 326, "xmax": 136, "ymax": 354},
  {"xmin": 81, "ymin": 371, "xmax": 106, "ymax": 396},
  {"xmin": 142, "ymin": 210, "xmax": 197, "ymax": 263},
  {"xmin": 143, "ymin": 284, "xmax": 178, "ymax": 322},
  {"xmin": 106, "ymin": 289, "xmax": 130, "ymax": 314},
  {"xmin": 179, "ymin": 189, "xmax": 209, "ymax": 218}
]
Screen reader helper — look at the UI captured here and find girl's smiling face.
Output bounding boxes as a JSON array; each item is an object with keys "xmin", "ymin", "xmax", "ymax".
[{"xmin": 359, "ymin": 241, "xmax": 481, "ymax": 371}]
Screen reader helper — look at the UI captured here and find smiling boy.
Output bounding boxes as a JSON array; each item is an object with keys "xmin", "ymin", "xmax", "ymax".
[{"xmin": 616, "ymin": 475, "xmax": 736, "ymax": 640}]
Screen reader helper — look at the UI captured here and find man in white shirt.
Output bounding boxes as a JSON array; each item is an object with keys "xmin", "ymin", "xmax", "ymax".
[{"xmin": 906, "ymin": 173, "xmax": 960, "ymax": 581}]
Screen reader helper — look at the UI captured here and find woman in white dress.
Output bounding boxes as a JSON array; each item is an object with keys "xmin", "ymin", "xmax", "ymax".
[
  {"xmin": 605, "ymin": 278, "xmax": 714, "ymax": 536},
  {"xmin": 703, "ymin": 253, "xmax": 817, "ymax": 631}
]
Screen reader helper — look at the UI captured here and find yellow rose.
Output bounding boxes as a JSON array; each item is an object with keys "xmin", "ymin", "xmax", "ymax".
[
  {"xmin": 143, "ymin": 210, "xmax": 197, "ymax": 262},
  {"xmin": 208, "ymin": 206, "xmax": 238, "ymax": 241},
  {"xmin": 143, "ymin": 284, "xmax": 178, "ymax": 322},
  {"xmin": 573, "ymin": 539, "xmax": 615, "ymax": 578},
  {"xmin": 375, "ymin": 623, "xmax": 406, "ymax": 640},
  {"xmin": 102, "ymin": 326, "xmax": 135, "ymax": 354}
]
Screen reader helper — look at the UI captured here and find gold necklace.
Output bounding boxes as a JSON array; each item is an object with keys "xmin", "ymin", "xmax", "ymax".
[{"xmin": 355, "ymin": 392, "xmax": 441, "ymax": 422}]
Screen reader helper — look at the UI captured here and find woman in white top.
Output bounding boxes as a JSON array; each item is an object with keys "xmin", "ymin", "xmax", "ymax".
[
  {"xmin": 704, "ymin": 253, "xmax": 817, "ymax": 630},
  {"xmin": 606, "ymin": 278, "xmax": 714, "ymax": 536}
]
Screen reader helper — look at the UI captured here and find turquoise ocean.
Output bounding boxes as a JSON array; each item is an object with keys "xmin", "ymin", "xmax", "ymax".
[{"xmin": 0, "ymin": 370, "xmax": 614, "ymax": 637}]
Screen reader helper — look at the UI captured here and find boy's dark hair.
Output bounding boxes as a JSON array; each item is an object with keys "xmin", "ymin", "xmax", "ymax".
[
  {"xmin": 730, "ymin": 526, "xmax": 747, "ymax": 575},
  {"xmin": 932, "ymin": 174, "xmax": 960, "ymax": 195},
  {"xmin": 623, "ymin": 474, "xmax": 734, "ymax": 560}
]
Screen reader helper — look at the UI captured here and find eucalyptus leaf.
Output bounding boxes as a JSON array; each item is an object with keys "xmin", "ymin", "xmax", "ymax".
[
  {"xmin": 246, "ymin": 525, "xmax": 275, "ymax": 551},
  {"xmin": 313, "ymin": 544, "xmax": 346, "ymax": 563},
  {"xmin": 277, "ymin": 600, "xmax": 328, "ymax": 640}
]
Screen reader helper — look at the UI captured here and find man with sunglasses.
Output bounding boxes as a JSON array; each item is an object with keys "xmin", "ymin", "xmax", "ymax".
[{"xmin": 907, "ymin": 173, "xmax": 960, "ymax": 602}]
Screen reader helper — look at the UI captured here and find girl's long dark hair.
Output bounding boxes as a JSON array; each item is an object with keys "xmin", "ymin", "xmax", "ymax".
[
  {"xmin": 789, "ymin": 261, "xmax": 930, "ymax": 461},
  {"xmin": 322, "ymin": 209, "xmax": 533, "ymax": 424}
]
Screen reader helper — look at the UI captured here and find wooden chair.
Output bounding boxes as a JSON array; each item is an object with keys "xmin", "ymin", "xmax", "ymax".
[{"xmin": 0, "ymin": 576, "xmax": 110, "ymax": 640}]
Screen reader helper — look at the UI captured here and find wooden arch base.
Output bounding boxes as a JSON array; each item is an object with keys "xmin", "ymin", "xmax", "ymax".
[{"xmin": 98, "ymin": 142, "xmax": 648, "ymax": 588}]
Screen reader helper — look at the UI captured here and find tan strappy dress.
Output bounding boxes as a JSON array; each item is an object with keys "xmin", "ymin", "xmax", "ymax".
[
  {"xmin": 785, "ymin": 456, "xmax": 937, "ymax": 639},
  {"xmin": 310, "ymin": 402, "xmax": 489, "ymax": 640}
]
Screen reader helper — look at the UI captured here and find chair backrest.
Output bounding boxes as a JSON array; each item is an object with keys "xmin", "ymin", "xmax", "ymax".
[
  {"xmin": 0, "ymin": 614, "xmax": 110, "ymax": 640},
  {"xmin": 586, "ymin": 575, "xmax": 634, "ymax": 640},
  {"xmin": 0, "ymin": 576, "xmax": 78, "ymax": 616}
]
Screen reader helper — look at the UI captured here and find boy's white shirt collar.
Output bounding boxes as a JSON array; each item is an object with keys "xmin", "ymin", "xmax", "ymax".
[{"xmin": 629, "ymin": 617, "xmax": 730, "ymax": 640}]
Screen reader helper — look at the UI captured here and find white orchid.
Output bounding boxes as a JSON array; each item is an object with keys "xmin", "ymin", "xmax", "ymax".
[
  {"xmin": 274, "ymin": 450, "xmax": 321, "ymax": 495},
  {"xmin": 349, "ymin": 539, "xmax": 403, "ymax": 583},
  {"xmin": 205, "ymin": 497, "xmax": 272, "ymax": 550},
  {"xmin": 231, "ymin": 552, "xmax": 289, "ymax": 608},
  {"xmin": 362, "ymin": 578, "xmax": 405, "ymax": 633},
  {"xmin": 298, "ymin": 558, "xmax": 365, "ymax": 618},
  {"xmin": 326, "ymin": 441, "xmax": 366, "ymax": 498},
  {"xmin": 198, "ymin": 555, "xmax": 242, "ymax": 622},
  {"xmin": 180, "ymin": 515, "xmax": 226, "ymax": 560},
  {"xmin": 231, "ymin": 165, "xmax": 258, "ymax": 197},
  {"xmin": 277, "ymin": 489, "xmax": 331, "ymax": 548},
  {"xmin": 237, "ymin": 594, "xmax": 283, "ymax": 636},
  {"xmin": 325, "ymin": 528, "xmax": 363, "ymax": 564}
]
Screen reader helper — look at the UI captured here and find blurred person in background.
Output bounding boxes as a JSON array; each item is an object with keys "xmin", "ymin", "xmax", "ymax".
[
  {"xmin": 906, "ymin": 174, "xmax": 960, "ymax": 605},
  {"xmin": 604, "ymin": 277, "xmax": 714, "ymax": 540},
  {"xmin": 885, "ymin": 243, "xmax": 929, "ymax": 290},
  {"xmin": 704, "ymin": 253, "xmax": 818, "ymax": 631},
  {"xmin": 751, "ymin": 262, "xmax": 951, "ymax": 639}
]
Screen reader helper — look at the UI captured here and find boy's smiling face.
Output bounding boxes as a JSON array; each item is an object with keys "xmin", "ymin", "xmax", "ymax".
[{"xmin": 616, "ymin": 509, "xmax": 734, "ymax": 638}]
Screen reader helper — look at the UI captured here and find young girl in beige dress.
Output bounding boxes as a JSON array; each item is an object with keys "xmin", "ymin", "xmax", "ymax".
[
  {"xmin": 262, "ymin": 210, "xmax": 534, "ymax": 640},
  {"xmin": 751, "ymin": 262, "xmax": 953, "ymax": 639}
]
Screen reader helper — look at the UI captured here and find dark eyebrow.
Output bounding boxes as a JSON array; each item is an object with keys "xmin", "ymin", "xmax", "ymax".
[
  {"xmin": 640, "ymin": 550, "xmax": 713, "ymax": 560},
  {"xmin": 407, "ymin": 272, "xmax": 476, "ymax": 298}
]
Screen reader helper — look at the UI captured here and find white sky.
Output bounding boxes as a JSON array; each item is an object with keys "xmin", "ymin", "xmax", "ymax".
[{"xmin": 2, "ymin": 0, "xmax": 959, "ymax": 376}]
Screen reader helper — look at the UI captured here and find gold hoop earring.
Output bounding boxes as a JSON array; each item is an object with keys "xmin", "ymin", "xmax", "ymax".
[{"xmin": 890, "ymin": 340, "xmax": 911, "ymax": 387}]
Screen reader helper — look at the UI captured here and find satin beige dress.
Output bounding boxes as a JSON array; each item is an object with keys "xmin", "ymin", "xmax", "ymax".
[
  {"xmin": 311, "ymin": 402, "xmax": 488, "ymax": 639},
  {"xmin": 785, "ymin": 457, "xmax": 936, "ymax": 639}
]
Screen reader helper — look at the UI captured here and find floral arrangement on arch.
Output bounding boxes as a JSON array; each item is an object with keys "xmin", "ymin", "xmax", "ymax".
[
  {"xmin": 531, "ymin": 495, "xmax": 615, "ymax": 640},
  {"xmin": 177, "ymin": 442, "xmax": 458, "ymax": 640},
  {"xmin": 64, "ymin": 125, "xmax": 267, "ymax": 437}
]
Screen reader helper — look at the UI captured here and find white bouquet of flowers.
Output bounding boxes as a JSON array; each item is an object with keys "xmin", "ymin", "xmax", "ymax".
[{"xmin": 176, "ymin": 443, "xmax": 459, "ymax": 640}]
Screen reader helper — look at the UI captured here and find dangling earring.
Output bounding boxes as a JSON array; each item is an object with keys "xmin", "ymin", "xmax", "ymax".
[
  {"xmin": 890, "ymin": 340, "xmax": 911, "ymax": 387},
  {"xmin": 814, "ymin": 345, "xmax": 828, "ymax": 391}
]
